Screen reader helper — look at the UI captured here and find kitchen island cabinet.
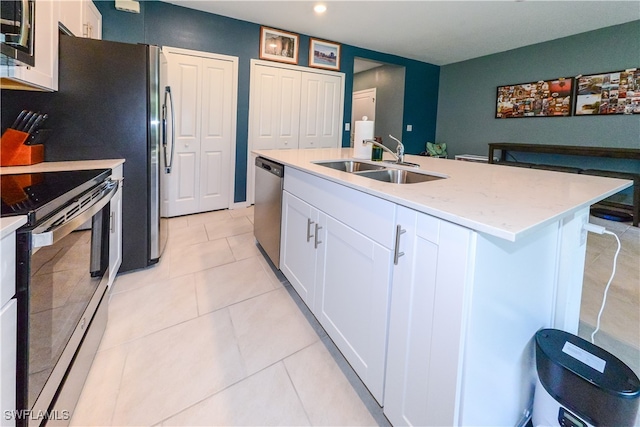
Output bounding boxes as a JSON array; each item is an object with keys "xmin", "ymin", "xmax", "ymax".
[
  {"xmin": 280, "ymin": 191, "xmax": 319, "ymax": 307},
  {"xmin": 281, "ymin": 167, "xmax": 396, "ymax": 404},
  {"xmin": 256, "ymin": 148, "xmax": 632, "ymax": 425}
]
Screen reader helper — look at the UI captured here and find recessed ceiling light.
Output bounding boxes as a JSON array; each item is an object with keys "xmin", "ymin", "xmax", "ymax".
[{"xmin": 314, "ymin": 4, "xmax": 327, "ymax": 14}]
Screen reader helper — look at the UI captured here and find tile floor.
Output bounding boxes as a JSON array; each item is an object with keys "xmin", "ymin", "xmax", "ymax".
[
  {"xmin": 69, "ymin": 208, "xmax": 640, "ymax": 426},
  {"xmin": 70, "ymin": 207, "xmax": 387, "ymax": 426}
]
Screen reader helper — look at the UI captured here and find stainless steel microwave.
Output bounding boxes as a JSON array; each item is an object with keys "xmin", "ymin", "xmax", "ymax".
[{"xmin": 0, "ymin": 0, "xmax": 35, "ymax": 66}]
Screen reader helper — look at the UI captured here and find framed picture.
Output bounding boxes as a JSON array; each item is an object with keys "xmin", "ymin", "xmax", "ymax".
[
  {"xmin": 309, "ymin": 38, "xmax": 341, "ymax": 71},
  {"xmin": 575, "ymin": 68, "xmax": 640, "ymax": 115},
  {"xmin": 496, "ymin": 77, "xmax": 573, "ymax": 118},
  {"xmin": 259, "ymin": 26, "xmax": 299, "ymax": 64}
]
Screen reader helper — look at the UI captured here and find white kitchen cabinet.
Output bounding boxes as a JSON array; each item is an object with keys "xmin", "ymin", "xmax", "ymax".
[
  {"xmin": 281, "ymin": 167, "xmax": 396, "ymax": 405},
  {"xmin": 163, "ymin": 48, "xmax": 238, "ymax": 217},
  {"xmin": 58, "ymin": 0, "xmax": 102, "ymax": 39},
  {"xmin": 383, "ymin": 204, "xmax": 585, "ymax": 426},
  {"xmin": 384, "ymin": 206, "xmax": 473, "ymax": 426},
  {"xmin": 299, "ymin": 72, "xmax": 342, "ymax": 148},
  {"xmin": 0, "ymin": 300, "xmax": 17, "ymax": 427},
  {"xmin": 314, "ymin": 214, "xmax": 393, "ymax": 404},
  {"xmin": 277, "ymin": 163, "xmax": 587, "ymax": 425},
  {"xmin": 0, "ymin": 218, "xmax": 24, "ymax": 427},
  {"xmin": 0, "ymin": 0, "xmax": 58, "ymax": 91},
  {"xmin": 108, "ymin": 165, "xmax": 123, "ymax": 288},
  {"xmin": 82, "ymin": 0, "xmax": 102, "ymax": 39},
  {"xmin": 280, "ymin": 191, "xmax": 319, "ymax": 308}
]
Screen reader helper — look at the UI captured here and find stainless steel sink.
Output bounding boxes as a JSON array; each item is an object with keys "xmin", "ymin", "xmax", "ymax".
[
  {"xmin": 314, "ymin": 160, "xmax": 387, "ymax": 172},
  {"xmin": 356, "ymin": 169, "xmax": 445, "ymax": 184}
]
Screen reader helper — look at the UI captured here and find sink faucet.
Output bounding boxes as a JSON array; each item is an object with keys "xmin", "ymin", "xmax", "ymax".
[{"xmin": 364, "ymin": 134, "xmax": 405, "ymax": 164}]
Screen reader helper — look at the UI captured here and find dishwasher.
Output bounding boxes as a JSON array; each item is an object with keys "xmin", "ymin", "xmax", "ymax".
[{"xmin": 254, "ymin": 157, "xmax": 284, "ymax": 268}]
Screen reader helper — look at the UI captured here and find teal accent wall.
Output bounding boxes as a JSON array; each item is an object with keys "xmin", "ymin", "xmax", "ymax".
[
  {"xmin": 95, "ymin": 0, "xmax": 440, "ymax": 203},
  {"xmin": 436, "ymin": 20, "xmax": 640, "ymax": 162}
]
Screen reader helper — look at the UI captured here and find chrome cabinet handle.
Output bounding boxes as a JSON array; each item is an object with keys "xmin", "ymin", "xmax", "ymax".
[
  {"xmin": 314, "ymin": 223, "xmax": 323, "ymax": 249},
  {"xmin": 394, "ymin": 225, "xmax": 406, "ymax": 265},
  {"xmin": 306, "ymin": 218, "xmax": 315, "ymax": 242},
  {"xmin": 110, "ymin": 212, "xmax": 115, "ymax": 233}
]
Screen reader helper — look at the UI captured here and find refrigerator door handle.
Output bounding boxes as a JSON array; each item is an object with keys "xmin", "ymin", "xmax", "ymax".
[{"xmin": 163, "ymin": 86, "xmax": 176, "ymax": 173}]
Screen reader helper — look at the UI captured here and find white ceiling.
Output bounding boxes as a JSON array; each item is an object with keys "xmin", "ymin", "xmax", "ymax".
[{"xmin": 162, "ymin": 1, "xmax": 640, "ymax": 66}]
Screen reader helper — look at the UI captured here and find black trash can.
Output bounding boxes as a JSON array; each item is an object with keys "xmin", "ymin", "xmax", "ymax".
[{"xmin": 533, "ymin": 328, "xmax": 640, "ymax": 426}]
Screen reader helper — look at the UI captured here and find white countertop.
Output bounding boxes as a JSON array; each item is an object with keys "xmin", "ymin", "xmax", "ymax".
[
  {"xmin": 1, "ymin": 216, "xmax": 27, "ymax": 239},
  {"xmin": 0, "ymin": 159, "xmax": 125, "ymax": 175},
  {"xmin": 253, "ymin": 148, "xmax": 632, "ymax": 241}
]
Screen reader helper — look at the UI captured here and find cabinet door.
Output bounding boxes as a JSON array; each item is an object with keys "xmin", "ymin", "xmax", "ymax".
[
  {"xmin": 165, "ymin": 53, "xmax": 202, "ymax": 217},
  {"xmin": 58, "ymin": 1, "xmax": 83, "ymax": 37},
  {"xmin": 198, "ymin": 57, "xmax": 233, "ymax": 212},
  {"xmin": 315, "ymin": 214, "xmax": 393, "ymax": 404},
  {"xmin": 108, "ymin": 185, "xmax": 123, "ymax": 288},
  {"xmin": 384, "ymin": 207, "xmax": 439, "ymax": 426},
  {"xmin": 82, "ymin": 0, "xmax": 102, "ymax": 39},
  {"xmin": 280, "ymin": 191, "xmax": 319, "ymax": 310},
  {"xmin": 0, "ymin": 299, "xmax": 17, "ymax": 427},
  {"xmin": 299, "ymin": 73, "xmax": 342, "ymax": 149},
  {"xmin": 384, "ymin": 206, "xmax": 473, "ymax": 426}
]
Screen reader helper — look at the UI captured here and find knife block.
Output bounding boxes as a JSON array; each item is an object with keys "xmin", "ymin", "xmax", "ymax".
[{"xmin": 0, "ymin": 128, "xmax": 44, "ymax": 166}]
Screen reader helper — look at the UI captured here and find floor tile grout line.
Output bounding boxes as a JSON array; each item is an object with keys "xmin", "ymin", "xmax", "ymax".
[
  {"xmin": 105, "ymin": 277, "xmax": 287, "ymax": 355},
  {"xmin": 97, "ymin": 299, "xmax": 201, "ymax": 354},
  {"xmin": 105, "ymin": 344, "xmax": 130, "ymax": 427},
  {"xmin": 281, "ymin": 357, "xmax": 314, "ymax": 426}
]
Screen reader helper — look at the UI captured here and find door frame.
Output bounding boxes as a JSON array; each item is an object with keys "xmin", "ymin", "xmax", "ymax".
[
  {"xmin": 351, "ymin": 88, "xmax": 377, "ymax": 146},
  {"xmin": 246, "ymin": 59, "xmax": 345, "ymax": 205},
  {"xmin": 162, "ymin": 46, "xmax": 239, "ymax": 211}
]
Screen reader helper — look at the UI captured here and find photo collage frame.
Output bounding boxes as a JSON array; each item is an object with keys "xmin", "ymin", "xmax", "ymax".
[{"xmin": 496, "ymin": 68, "xmax": 639, "ymax": 118}]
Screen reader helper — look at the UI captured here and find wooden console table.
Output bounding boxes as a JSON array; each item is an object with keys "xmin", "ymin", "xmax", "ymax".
[{"xmin": 488, "ymin": 143, "xmax": 639, "ymax": 226}]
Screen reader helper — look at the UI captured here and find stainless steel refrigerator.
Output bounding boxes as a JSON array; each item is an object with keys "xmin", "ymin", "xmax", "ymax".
[{"xmin": 1, "ymin": 35, "xmax": 174, "ymax": 272}]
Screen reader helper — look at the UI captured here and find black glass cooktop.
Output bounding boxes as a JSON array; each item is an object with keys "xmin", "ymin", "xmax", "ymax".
[{"xmin": 1, "ymin": 169, "xmax": 111, "ymax": 227}]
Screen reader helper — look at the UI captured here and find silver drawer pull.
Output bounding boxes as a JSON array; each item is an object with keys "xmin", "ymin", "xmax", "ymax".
[
  {"xmin": 314, "ymin": 223, "xmax": 323, "ymax": 249},
  {"xmin": 307, "ymin": 218, "xmax": 315, "ymax": 242},
  {"xmin": 394, "ymin": 224, "xmax": 406, "ymax": 265}
]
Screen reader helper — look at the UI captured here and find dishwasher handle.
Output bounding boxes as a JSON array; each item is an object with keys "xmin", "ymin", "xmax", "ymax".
[{"xmin": 255, "ymin": 157, "xmax": 284, "ymax": 178}]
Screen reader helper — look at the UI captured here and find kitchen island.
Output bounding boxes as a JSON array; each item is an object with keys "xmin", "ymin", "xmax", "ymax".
[{"xmin": 253, "ymin": 148, "xmax": 631, "ymax": 426}]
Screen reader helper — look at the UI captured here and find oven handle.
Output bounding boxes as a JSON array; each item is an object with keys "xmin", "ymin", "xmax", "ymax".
[{"xmin": 32, "ymin": 180, "xmax": 119, "ymax": 249}]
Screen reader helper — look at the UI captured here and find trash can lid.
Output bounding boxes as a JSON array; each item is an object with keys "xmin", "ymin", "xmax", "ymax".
[{"xmin": 535, "ymin": 329, "xmax": 640, "ymax": 398}]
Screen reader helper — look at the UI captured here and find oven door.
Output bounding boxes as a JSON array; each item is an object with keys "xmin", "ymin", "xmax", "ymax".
[{"xmin": 14, "ymin": 179, "xmax": 117, "ymax": 426}]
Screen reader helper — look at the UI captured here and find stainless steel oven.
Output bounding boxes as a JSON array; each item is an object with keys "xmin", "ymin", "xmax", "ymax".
[
  {"xmin": 0, "ymin": 0, "xmax": 35, "ymax": 66},
  {"xmin": 0, "ymin": 169, "xmax": 117, "ymax": 426}
]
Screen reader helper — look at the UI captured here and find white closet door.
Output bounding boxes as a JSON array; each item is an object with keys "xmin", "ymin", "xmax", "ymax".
[
  {"xmin": 250, "ymin": 65, "xmax": 301, "ymax": 150},
  {"xmin": 164, "ymin": 49, "xmax": 237, "ymax": 217},
  {"xmin": 166, "ymin": 53, "xmax": 202, "ymax": 217},
  {"xmin": 276, "ymin": 69, "xmax": 301, "ymax": 149},
  {"xmin": 299, "ymin": 73, "xmax": 342, "ymax": 148},
  {"xmin": 250, "ymin": 65, "xmax": 280, "ymax": 150},
  {"xmin": 199, "ymin": 58, "xmax": 233, "ymax": 212}
]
